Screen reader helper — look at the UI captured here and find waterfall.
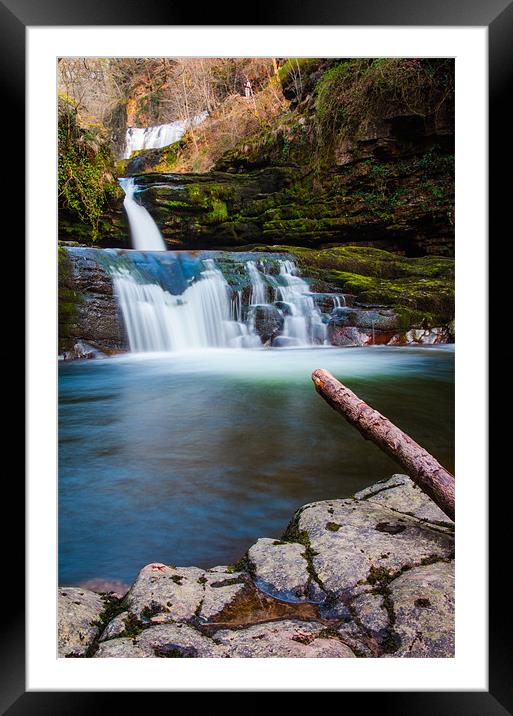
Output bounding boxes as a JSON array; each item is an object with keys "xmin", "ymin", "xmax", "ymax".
[
  {"xmin": 119, "ymin": 178, "xmax": 166, "ymax": 252},
  {"xmin": 124, "ymin": 111, "xmax": 208, "ymax": 159},
  {"xmin": 246, "ymin": 261, "xmax": 268, "ymax": 305},
  {"xmin": 107, "ymin": 252, "xmax": 327, "ymax": 353},
  {"xmin": 113, "ymin": 260, "xmax": 234, "ymax": 352},
  {"xmin": 275, "ymin": 261, "xmax": 326, "ymax": 345}
]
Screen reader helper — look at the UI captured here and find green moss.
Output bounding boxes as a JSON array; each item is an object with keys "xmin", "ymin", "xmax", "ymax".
[
  {"xmin": 207, "ymin": 197, "xmax": 228, "ymax": 223},
  {"xmin": 226, "ymin": 555, "xmax": 250, "ymax": 574},
  {"xmin": 278, "ymin": 58, "xmax": 322, "ymax": 84},
  {"xmin": 58, "ymin": 96, "xmax": 121, "ymax": 241},
  {"xmin": 326, "ymin": 522, "xmax": 341, "ymax": 532},
  {"xmin": 244, "ymin": 245, "xmax": 454, "ymax": 327},
  {"xmin": 140, "ymin": 604, "xmax": 162, "ymax": 620},
  {"xmin": 119, "ymin": 613, "xmax": 144, "ymax": 638},
  {"xmin": 85, "ymin": 593, "xmax": 127, "ymax": 657}
]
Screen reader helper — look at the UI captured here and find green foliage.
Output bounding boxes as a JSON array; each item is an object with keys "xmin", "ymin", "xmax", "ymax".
[
  {"xmin": 58, "ymin": 96, "xmax": 121, "ymax": 241},
  {"xmin": 315, "ymin": 58, "xmax": 454, "ymax": 149},
  {"xmin": 278, "ymin": 58, "xmax": 322, "ymax": 83}
]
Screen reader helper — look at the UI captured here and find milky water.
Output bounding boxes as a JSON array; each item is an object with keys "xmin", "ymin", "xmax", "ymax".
[
  {"xmin": 59, "ymin": 345, "xmax": 454, "ymax": 586},
  {"xmin": 124, "ymin": 111, "xmax": 208, "ymax": 159},
  {"xmin": 112, "ymin": 254, "xmax": 329, "ymax": 352},
  {"xmin": 119, "ymin": 178, "xmax": 166, "ymax": 251}
]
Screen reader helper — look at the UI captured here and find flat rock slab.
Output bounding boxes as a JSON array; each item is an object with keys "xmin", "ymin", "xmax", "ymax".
[
  {"xmin": 388, "ymin": 561, "xmax": 455, "ymax": 657},
  {"xmin": 294, "ymin": 496, "xmax": 454, "ymax": 598},
  {"xmin": 248, "ymin": 538, "xmax": 323, "ymax": 602},
  {"xmin": 58, "ymin": 587, "xmax": 105, "ymax": 657},
  {"xmin": 352, "ymin": 593, "xmax": 389, "ymax": 633},
  {"xmin": 355, "ymin": 474, "xmax": 454, "ymax": 528},
  {"xmin": 124, "ymin": 563, "xmax": 246, "ymax": 624},
  {"xmin": 95, "ymin": 623, "xmax": 227, "ymax": 658},
  {"xmin": 213, "ymin": 619, "xmax": 355, "ymax": 658}
]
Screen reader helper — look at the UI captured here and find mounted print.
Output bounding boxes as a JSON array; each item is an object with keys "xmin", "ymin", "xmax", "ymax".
[{"xmin": 57, "ymin": 57, "xmax": 455, "ymax": 659}]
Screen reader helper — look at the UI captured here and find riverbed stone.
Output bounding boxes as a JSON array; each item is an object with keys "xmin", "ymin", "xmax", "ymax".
[
  {"xmin": 292, "ymin": 493, "xmax": 454, "ymax": 598},
  {"xmin": 247, "ymin": 538, "xmax": 317, "ymax": 602},
  {"xmin": 213, "ymin": 619, "xmax": 355, "ymax": 658},
  {"xmin": 355, "ymin": 474, "xmax": 454, "ymax": 528},
  {"xmin": 58, "ymin": 587, "xmax": 105, "ymax": 657},
  {"xmin": 125, "ymin": 563, "xmax": 249, "ymax": 625},
  {"xmin": 61, "ymin": 476, "xmax": 455, "ymax": 659},
  {"xmin": 252, "ymin": 304, "xmax": 284, "ymax": 343},
  {"xmin": 387, "ymin": 561, "xmax": 455, "ymax": 657},
  {"xmin": 138, "ymin": 623, "xmax": 227, "ymax": 657},
  {"xmin": 95, "ymin": 623, "xmax": 227, "ymax": 658},
  {"xmin": 125, "ymin": 563, "xmax": 205, "ymax": 622}
]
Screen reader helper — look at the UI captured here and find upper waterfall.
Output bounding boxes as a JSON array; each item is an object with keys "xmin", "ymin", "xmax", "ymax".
[
  {"xmin": 119, "ymin": 178, "xmax": 166, "ymax": 252},
  {"xmin": 123, "ymin": 111, "xmax": 208, "ymax": 159}
]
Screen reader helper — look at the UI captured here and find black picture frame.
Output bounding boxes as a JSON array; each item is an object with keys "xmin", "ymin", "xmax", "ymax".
[{"xmin": 6, "ymin": 0, "xmax": 508, "ymax": 710}]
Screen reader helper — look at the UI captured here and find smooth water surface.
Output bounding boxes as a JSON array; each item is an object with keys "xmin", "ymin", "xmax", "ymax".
[{"xmin": 59, "ymin": 345, "xmax": 454, "ymax": 586}]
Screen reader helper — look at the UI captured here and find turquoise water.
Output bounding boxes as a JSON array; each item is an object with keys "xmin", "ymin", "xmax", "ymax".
[{"xmin": 58, "ymin": 345, "xmax": 454, "ymax": 586}]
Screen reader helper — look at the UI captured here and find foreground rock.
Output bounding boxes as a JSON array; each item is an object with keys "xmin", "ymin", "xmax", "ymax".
[
  {"xmin": 388, "ymin": 561, "xmax": 455, "ymax": 657},
  {"xmin": 58, "ymin": 587, "xmax": 105, "ymax": 657},
  {"xmin": 59, "ymin": 475, "xmax": 455, "ymax": 658}
]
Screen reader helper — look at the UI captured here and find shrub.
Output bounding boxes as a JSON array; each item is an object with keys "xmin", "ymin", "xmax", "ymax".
[
  {"xmin": 58, "ymin": 95, "xmax": 121, "ymax": 240},
  {"xmin": 315, "ymin": 58, "xmax": 454, "ymax": 149}
]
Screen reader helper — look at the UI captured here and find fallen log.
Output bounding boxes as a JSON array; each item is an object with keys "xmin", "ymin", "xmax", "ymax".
[{"xmin": 311, "ymin": 368, "xmax": 455, "ymax": 520}]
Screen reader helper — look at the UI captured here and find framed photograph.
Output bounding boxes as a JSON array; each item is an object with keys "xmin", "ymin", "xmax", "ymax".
[{"xmin": 7, "ymin": 0, "xmax": 506, "ymax": 708}]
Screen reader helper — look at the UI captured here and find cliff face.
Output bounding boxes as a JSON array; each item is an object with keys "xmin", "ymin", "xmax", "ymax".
[
  {"xmin": 98, "ymin": 58, "xmax": 454, "ymax": 257},
  {"xmin": 119, "ymin": 129, "xmax": 453, "ymax": 256}
]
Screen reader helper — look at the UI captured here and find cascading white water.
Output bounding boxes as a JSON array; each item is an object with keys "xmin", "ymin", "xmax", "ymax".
[
  {"xmin": 124, "ymin": 111, "xmax": 208, "ymax": 159},
  {"xmin": 111, "ymin": 254, "xmax": 328, "ymax": 353},
  {"xmin": 114, "ymin": 260, "xmax": 236, "ymax": 352},
  {"xmin": 246, "ymin": 261, "xmax": 268, "ymax": 305},
  {"xmin": 119, "ymin": 178, "xmax": 166, "ymax": 251},
  {"xmin": 275, "ymin": 260, "xmax": 326, "ymax": 345}
]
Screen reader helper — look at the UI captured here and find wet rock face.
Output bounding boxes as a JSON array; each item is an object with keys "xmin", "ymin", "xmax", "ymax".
[
  {"xmin": 60, "ymin": 475, "xmax": 455, "ymax": 658},
  {"xmin": 327, "ymin": 306, "xmax": 401, "ymax": 346},
  {"xmin": 59, "ymin": 249, "xmax": 127, "ymax": 354},
  {"xmin": 58, "ymin": 587, "xmax": 105, "ymax": 657},
  {"xmin": 251, "ymin": 304, "xmax": 284, "ymax": 343}
]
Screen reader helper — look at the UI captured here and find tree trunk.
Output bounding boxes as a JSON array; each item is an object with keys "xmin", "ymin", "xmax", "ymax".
[{"xmin": 312, "ymin": 369, "xmax": 455, "ymax": 520}]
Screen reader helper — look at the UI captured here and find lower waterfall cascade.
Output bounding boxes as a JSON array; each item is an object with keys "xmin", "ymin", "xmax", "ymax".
[{"xmin": 111, "ymin": 254, "xmax": 334, "ymax": 352}]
